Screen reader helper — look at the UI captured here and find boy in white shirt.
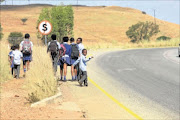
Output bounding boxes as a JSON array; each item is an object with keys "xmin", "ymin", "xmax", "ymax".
[{"xmin": 11, "ymin": 44, "xmax": 23, "ymax": 79}]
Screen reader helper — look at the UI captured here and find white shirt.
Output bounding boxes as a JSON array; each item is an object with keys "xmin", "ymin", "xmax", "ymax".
[
  {"xmin": 77, "ymin": 43, "xmax": 84, "ymax": 55},
  {"xmin": 20, "ymin": 39, "xmax": 33, "ymax": 51},
  {"xmin": 11, "ymin": 50, "xmax": 23, "ymax": 65},
  {"xmin": 73, "ymin": 55, "xmax": 92, "ymax": 71}
]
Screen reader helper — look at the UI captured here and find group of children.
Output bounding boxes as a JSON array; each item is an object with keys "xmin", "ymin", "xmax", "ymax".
[
  {"xmin": 47, "ymin": 34, "xmax": 93, "ymax": 86},
  {"xmin": 8, "ymin": 33, "xmax": 33, "ymax": 79},
  {"xmin": 8, "ymin": 33, "xmax": 93, "ymax": 86}
]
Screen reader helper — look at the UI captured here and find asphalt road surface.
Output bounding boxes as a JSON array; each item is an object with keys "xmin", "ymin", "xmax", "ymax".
[{"xmin": 94, "ymin": 48, "xmax": 179, "ymax": 118}]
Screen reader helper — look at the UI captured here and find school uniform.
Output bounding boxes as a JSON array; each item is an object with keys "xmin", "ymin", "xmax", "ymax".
[
  {"xmin": 76, "ymin": 43, "xmax": 84, "ymax": 80},
  {"xmin": 62, "ymin": 42, "xmax": 71, "ymax": 66},
  {"xmin": 77, "ymin": 43, "xmax": 84, "ymax": 55},
  {"xmin": 20, "ymin": 39, "xmax": 33, "ymax": 65},
  {"xmin": 47, "ymin": 40, "xmax": 61, "ymax": 73},
  {"xmin": 73, "ymin": 55, "xmax": 92, "ymax": 86},
  {"xmin": 10, "ymin": 49, "xmax": 23, "ymax": 78}
]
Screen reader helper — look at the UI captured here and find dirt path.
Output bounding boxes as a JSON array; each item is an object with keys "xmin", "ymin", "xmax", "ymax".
[{"xmin": 0, "ymin": 78, "xmax": 83, "ymax": 119}]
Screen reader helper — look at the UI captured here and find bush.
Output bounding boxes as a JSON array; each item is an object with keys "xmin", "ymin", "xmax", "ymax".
[
  {"xmin": 37, "ymin": 5, "xmax": 74, "ymax": 43},
  {"xmin": 157, "ymin": 36, "xmax": 171, "ymax": 41},
  {"xmin": 8, "ymin": 32, "xmax": 23, "ymax": 45},
  {"xmin": 126, "ymin": 21, "xmax": 160, "ymax": 43},
  {"xmin": 142, "ymin": 11, "xmax": 146, "ymax": 14},
  {"xmin": 0, "ymin": 24, "xmax": 3, "ymax": 40},
  {"xmin": 21, "ymin": 18, "xmax": 28, "ymax": 25}
]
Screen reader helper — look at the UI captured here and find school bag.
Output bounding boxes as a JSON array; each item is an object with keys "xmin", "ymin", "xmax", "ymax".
[
  {"xmin": 71, "ymin": 44, "xmax": 79, "ymax": 59},
  {"xmin": 22, "ymin": 39, "xmax": 32, "ymax": 55},
  {"xmin": 48, "ymin": 40, "xmax": 58, "ymax": 54},
  {"xmin": 59, "ymin": 44, "xmax": 66, "ymax": 57}
]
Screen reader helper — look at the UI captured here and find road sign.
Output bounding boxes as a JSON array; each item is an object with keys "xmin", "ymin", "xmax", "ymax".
[{"xmin": 38, "ymin": 20, "xmax": 52, "ymax": 35}]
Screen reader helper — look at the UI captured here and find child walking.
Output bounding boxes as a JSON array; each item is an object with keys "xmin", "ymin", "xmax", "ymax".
[
  {"xmin": 11, "ymin": 44, "xmax": 23, "ymax": 79},
  {"xmin": 72, "ymin": 49, "xmax": 93, "ymax": 86},
  {"xmin": 8, "ymin": 45, "xmax": 15, "ymax": 75}
]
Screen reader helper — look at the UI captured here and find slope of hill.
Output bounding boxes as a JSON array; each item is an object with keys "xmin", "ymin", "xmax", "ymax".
[{"xmin": 1, "ymin": 5, "xmax": 179, "ymax": 47}]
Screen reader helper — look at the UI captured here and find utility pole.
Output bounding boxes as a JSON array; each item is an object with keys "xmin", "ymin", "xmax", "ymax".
[
  {"xmin": 12, "ymin": 0, "xmax": 13, "ymax": 5},
  {"xmin": 154, "ymin": 9, "xmax": 156, "ymax": 24},
  {"xmin": 77, "ymin": 0, "xmax": 78, "ymax": 10}
]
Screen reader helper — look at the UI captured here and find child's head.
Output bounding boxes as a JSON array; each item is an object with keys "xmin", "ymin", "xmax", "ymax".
[
  {"xmin": 51, "ymin": 34, "xmax": 56, "ymax": 40},
  {"xmin": 25, "ymin": 33, "xmax": 30, "ymax": 39},
  {"xmin": 82, "ymin": 49, "xmax": 87, "ymax": 56},
  {"xmin": 15, "ymin": 44, "xmax": 19, "ymax": 50},
  {"xmin": 70, "ymin": 38, "xmax": 75, "ymax": 43},
  {"xmin": 11, "ymin": 45, "xmax": 15, "ymax": 50},
  {"xmin": 76, "ymin": 38, "xmax": 82, "ymax": 44},
  {"xmin": 63, "ymin": 36, "xmax": 69, "ymax": 42}
]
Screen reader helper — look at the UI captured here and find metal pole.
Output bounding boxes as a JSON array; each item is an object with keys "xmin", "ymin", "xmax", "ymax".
[
  {"xmin": 154, "ymin": 9, "xmax": 156, "ymax": 24},
  {"xmin": 45, "ymin": 35, "xmax": 47, "ymax": 46},
  {"xmin": 77, "ymin": 0, "xmax": 78, "ymax": 10}
]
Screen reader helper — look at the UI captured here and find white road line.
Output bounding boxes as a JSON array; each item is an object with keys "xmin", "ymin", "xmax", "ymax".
[{"xmin": 163, "ymin": 50, "xmax": 179, "ymax": 64}]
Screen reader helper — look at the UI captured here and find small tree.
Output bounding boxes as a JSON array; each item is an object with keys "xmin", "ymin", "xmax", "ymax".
[
  {"xmin": 142, "ymin": 11, "xmax": 146, "ymax": 14},
  {"xmin": 126, "ymin": 21, "xmax": 160, "ymax": 43},
  {"xmin": 21, "ymin": 18, "xmax": 28, "ymax": 25},
  {"xmin": 8, "ymin": 32, "xmax": 23, "ymax": 45},
  {"xmin": 0, "ymin": 24, "xmax": 3, "ymax": 41},
  {"xmin": 37, "ymin": 6, "xmax": 74, "ymax": 43}
]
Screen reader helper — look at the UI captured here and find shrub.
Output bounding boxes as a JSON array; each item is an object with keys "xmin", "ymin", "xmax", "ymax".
[
  {"xmin": 37, "ymin": 5, "xmax": 74, "ymax": 43},
  {"xmin": 157, "ymin": 36, "xmax": 171, "ymax": 41},
  {"xmin": 8, "ymin": 32, "xmax": 23, "ymax": 45},
  {"xmin": 142, "ymin": 11, "xmax": 146, "ymax": 14},
  {"xmin": 0, "ymin": 24, "xmax": 3, "ymax": 40},
  {"xmin": 21, "ymin": 18, "xmax": 28, "ymax": 25},
  {"xmin": 126, "ymin": 21, "xmax": 160, "ymax": 43}
]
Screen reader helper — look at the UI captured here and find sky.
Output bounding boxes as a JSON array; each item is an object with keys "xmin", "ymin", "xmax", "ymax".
[{"xmin": 1, "ymin": 0, "xmax": 180, "ymax": 24}]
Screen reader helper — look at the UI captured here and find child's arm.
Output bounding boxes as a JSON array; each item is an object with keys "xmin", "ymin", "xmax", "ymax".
[
  {"xmin": 73, "ymin": 57, "xmax": 80, "ymax": 66},
  {"xmin": 85, "ymin": 56, "xmax": 94, "ymax": 62}
]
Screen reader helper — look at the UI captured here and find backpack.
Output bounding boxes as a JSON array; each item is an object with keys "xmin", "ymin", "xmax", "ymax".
[
  {"xmin": 22, "ymin": 39, "xmax": 32, "ymax": 55},
  {"xmin": 59, "ymin": 44, "xmax": 66, "ymax": 57},
  {"xmin": 71, "ymin": 44, "xmax": 79, "ymax": 59},
  {"xmin": 48, "ymin": 40, "xmax": 58, "ymax": 54}
]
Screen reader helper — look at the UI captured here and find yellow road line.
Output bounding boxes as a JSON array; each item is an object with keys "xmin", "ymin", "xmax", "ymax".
[{"xmin": 88, "ymin": 77, "xmax": 143, "ymax": 120}]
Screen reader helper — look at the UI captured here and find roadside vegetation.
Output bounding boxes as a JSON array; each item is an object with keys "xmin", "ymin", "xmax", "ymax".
[
  {"xmin": 0, "ymin": 24, "xmax": 3, "ymax": 41},
  {"xmin": 0, "ymin": 41, "xmax": 12, "ymax": 83},
  {"xmin": 25, "ymin": 46, "xmax": 57, "ymax": 103},
  {"xmin": 37, "ymin": 5, "xmax": 74, "ymax": 43},
  {"xmin": 8, "ymin": 32, "xmax": 23, "ymax": 45}
]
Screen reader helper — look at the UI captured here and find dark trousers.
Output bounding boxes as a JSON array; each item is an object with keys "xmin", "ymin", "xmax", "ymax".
[
  {"xmin": 79, "ymin": 71, "xmax": 88, "ymax": 85},
  {"xmin": 77, "ymin": 63, "xmax": 82, "ymax": 80},
  {"xmin": 14, "ymin": 64, "xmax": 20, "ymax": 78},
  {"xmin": 51, "ymin": 52, "xmax": 59, "ymax": 73}
]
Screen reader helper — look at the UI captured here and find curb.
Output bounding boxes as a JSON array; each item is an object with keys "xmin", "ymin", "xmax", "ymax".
[{"xmin": 31, "ymin": 87, "xmax": 62, "ymax": 107}]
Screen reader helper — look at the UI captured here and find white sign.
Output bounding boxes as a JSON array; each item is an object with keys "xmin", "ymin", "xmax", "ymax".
[{"xmin": 38, "ymin": 20, "xmax": 52, "ymax": 35}]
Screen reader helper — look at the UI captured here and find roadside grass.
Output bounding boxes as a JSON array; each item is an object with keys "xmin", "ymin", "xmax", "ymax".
[
  {"xmin": 85, "ymin": 38, "xmax": 179, "ymax": 50},
  {"xmin": 25, "ymin": 45, "xmax": 57, "ymax": 103},
  {"xmin": 0, "ymin": 41, "xmax": 12, "ymax": 84}
]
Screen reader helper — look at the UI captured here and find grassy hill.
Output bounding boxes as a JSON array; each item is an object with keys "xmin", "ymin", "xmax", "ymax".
[{"xmin": 1, "ymin": 5, "xmax": 179, "ymax": 48}]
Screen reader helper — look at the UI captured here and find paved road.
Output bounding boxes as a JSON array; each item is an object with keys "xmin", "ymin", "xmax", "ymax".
[{"xmin": 94, "ymin": 48, "xmax": 179, "ymax": 118}]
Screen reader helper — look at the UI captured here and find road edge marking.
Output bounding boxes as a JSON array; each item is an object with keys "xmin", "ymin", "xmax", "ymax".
[{"xmin": 88, "ymin": 77, "xmax": 143, "ymax": 120}]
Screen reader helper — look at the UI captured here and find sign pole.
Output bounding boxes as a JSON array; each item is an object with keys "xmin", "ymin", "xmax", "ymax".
[{"xmin": 45, "ymin": 35, "xmax": 47, "ymax": 46}]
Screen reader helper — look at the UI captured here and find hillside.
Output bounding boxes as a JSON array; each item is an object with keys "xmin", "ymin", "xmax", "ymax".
[{"xmin": 1, "ymin": 5, "xmax": 179, "ymax": 47}]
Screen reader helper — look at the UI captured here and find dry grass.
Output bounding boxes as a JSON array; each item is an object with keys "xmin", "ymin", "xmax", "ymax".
[
  {"xmin": 0, "ymin": 41, "xmax": 12, "ymax": 83},
  {"xmin": 24, "ymin": 46, "xmax": 57, "ymax": 103}
]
